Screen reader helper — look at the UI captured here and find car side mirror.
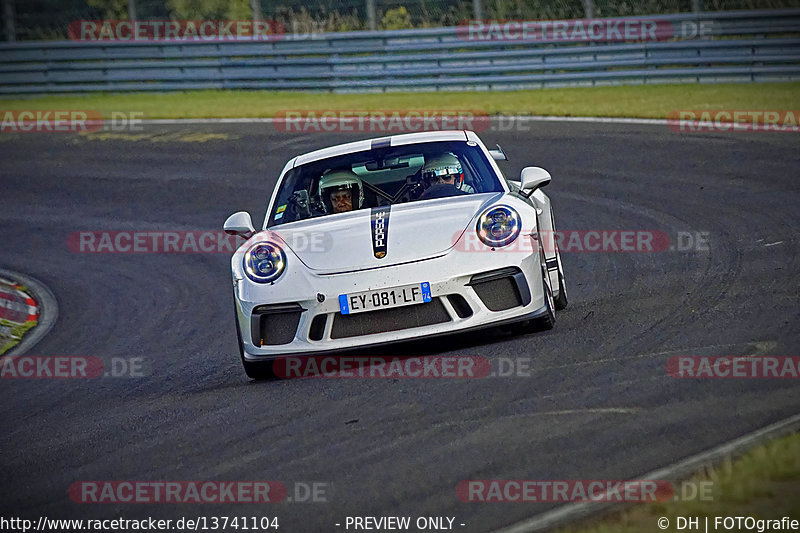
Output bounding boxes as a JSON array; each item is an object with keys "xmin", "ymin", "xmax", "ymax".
[
  {"xmin": 519, "ymin": 167, "xmax": 551, "ymax": 197},
  {"xmin": 224, "ymin": 211, "xmax": 255, "ymax": 239},
  {"xmin": 489, "ymin": 144, "xmax": 507, "ymax": 161}
]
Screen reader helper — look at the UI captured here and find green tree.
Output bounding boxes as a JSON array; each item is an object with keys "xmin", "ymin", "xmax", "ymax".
[
  {"xmin": 380, "ymin": 6, "xmax": 413, "ymax": 30},
  {"xmin": 87, "ymin": 0, "xmax": 129, "ymax": 19},
  {"xmin": 167, "ymin": 0, "xmax": 251, "ymax": 19}
]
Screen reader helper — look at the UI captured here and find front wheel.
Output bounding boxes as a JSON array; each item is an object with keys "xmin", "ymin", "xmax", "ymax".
[
  {"xmin": 534, "ymin": 245, "xmax": 556, "ymax": 331},
  {"xmin": 242, "ymin": 358, "xmax": 276, "ymax": 381},
  {"xmin": 553, "ymin": 239, "xmax": 568, "ymax": 311},
  {"xmin": 550, "ymin": 208, "xmax": 568, "ymax": 310}
]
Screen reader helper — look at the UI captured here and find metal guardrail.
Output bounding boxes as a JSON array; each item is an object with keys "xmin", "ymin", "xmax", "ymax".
[{"xmin": 0, "ymin": 9, "xmax": 798, "ymax": 94}]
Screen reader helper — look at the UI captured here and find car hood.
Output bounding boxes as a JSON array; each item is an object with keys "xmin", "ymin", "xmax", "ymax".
[{"xmin": 272, "ymin": 193, "xmax": 502, "ymax": 273}]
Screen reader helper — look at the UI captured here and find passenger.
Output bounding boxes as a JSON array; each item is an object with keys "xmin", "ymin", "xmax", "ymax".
[{"xmin": 318, "ymin": 169, "xmax": 365, "ymax": 213}]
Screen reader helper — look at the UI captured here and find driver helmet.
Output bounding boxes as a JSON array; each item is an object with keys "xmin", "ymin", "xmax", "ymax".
[
  {"xmin": 318, "ymin": 168, "xmax": 364, "ymax": 213},
  {"xmin": 421, "ymin": 153, "xmax": 464, "ymax": 189}
]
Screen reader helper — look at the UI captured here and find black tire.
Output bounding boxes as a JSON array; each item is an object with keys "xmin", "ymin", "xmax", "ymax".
[
  {"xmin": 553, "ymin": 240, "xmax": 568, "ymax": 311},
  {"xmin": 550, "ymin": 207, "xmax": 568, "ymax": 311},
  {"xmin": 234, "ymin": 300, "xmax": 276, "ymax": 381},
  {"xmin": 554, "ymin": 271, "xmax": 568, "ymax": 310},
  {"xmin": 534, "ymin": 246, "xmax": 556, "ymax": 331},
  {"xmin": 510, "ymin": 236, "xmax": 556, "ymax": 335}
]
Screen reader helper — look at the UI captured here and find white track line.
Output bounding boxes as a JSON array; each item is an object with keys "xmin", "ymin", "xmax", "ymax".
[
  {"xmin": 137, "ymin": 115, "xmax": 670, "ymax": 126},
  {"xmin": 494, "ymin": 413, "xmax": 800, "ymax": 533}
]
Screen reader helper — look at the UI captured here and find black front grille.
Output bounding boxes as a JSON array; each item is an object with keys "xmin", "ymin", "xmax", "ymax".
[
  {"xmin": 308, "ymin": 314, "xmax": 327, "ymax": 341},
  {"xmin": 250, "ymin": 304, "xmax": 304, "ymax": 346},
  {"xmin": 330, "ymin": 299, "xmax": 450, "ymax": 339},
  {"xmin": 447, "ymin": 294, "xmax": 473, "ymax": 318},
  {"xmin": 469, "ymin": 267, "xmax": 530, "ymax": 311}
]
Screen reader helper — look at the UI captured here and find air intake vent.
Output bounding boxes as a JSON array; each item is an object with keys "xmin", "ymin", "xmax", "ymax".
[
  {"xmin": 447, "ymin": 294, "xmax": 473, "ymax": 318},
  {"xmin": 250, "ymin": 304, "xmax": 304, "ymax": 346},
  {"xmin": 468, "ymin": 267, "xmax": 530, "ymax": 311},
  {"xmin": 308, "ymin": 314, "xmax": 327, "ymax": 341}
]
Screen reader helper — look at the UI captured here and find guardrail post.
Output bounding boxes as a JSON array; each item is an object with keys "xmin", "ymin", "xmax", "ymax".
[
  {"xmin": 251, "ymin": 0, "xmax": 262, "ymax": 21},
  {"xmin": 473, "ymin": 0, "xmax": 483, "ymax": 20},
  {"xmin": 366, "ymin": 0, "xmax": 377, "ymax": 31},
  {"xmin": 2, "ymin": 0, "xmax": 15, "ymax": 42},
  {"xmin": 582, "ymin": 0, "xmax": 595, "ymax": 19}
]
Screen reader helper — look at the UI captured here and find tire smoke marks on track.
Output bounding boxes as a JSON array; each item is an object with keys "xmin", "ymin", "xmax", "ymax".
[
  {"xmin": 667, "ymin": 110, "xmax": 800, "ymax": 133},
  {"xmin": 0, "ymin": 356, "xmax": 148, "ymax": 379},
  {"xmin": 667, "ymin": 356, "xmax": 800, "ymax": 378},
  {"xmin": 75, "ymin": 131, "xmax": 236, "ymax": 143}
]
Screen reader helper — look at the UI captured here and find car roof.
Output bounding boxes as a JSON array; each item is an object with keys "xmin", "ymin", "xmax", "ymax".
[{"xmin": 290, "ymin": 130, "xmax": 478, "ymax": 167}]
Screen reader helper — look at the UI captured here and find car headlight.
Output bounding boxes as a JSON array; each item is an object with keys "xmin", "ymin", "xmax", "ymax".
[
  {"xmin": 243, "ymin": 242, "xmax": 286, "ymax": 283},
  {"xmin": 477, "ymin": 206, "xmax": 521, "ymax": 247}
]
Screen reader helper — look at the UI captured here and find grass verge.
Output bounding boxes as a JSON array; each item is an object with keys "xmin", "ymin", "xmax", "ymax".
[
  {"xmin": 0, "ymin": 319, "xmax": 37, "ymax": 356},
  {"xmin": 559, "ymin": 432, "xmax": 800, "ymax": 533},
  {"xmin": 0, "ymin": 82, "xmax": 798, "ymax": 119}
]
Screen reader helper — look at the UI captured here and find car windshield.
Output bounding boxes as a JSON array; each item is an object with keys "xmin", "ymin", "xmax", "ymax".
[{"xmin": 267, "ymin": 140, "xmax": 503, "ymax": 227}]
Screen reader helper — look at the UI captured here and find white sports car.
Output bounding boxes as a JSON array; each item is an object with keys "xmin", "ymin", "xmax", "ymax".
[{"xmin": 224, "ymin": 130, "xmax": 567, "ymax": 379}]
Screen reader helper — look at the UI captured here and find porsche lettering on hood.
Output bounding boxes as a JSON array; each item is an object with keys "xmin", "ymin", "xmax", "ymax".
[
  {"xmin": 273, "ymin": 194, "xmax": 500, "ymax": 273},
  {"xmin": 371, "ymin": 206, "xmax": 390, "ymax": 259}
]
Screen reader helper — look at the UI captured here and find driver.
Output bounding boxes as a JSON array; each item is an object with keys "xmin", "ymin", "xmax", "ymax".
[
  {"xmin": 318, "ymin": 168, "xmax": 364, "ymax": 214},
  {"xmin": 421, "ymin": 153, "xmax": 475, "ymax": 193}
]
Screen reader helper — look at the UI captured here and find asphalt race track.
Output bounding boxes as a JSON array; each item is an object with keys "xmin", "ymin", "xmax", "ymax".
[{"xmin": 1, "ymin": 122, "xmax": 798, "ymax": 532}]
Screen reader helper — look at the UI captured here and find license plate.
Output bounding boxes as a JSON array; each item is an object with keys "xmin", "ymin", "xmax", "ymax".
[{"xmin": 339, "ymin": 282, "xmax": 431, "ymax": 315}]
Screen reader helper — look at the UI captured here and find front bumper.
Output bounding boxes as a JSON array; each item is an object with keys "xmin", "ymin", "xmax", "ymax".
[{"xmin": 234, "ymin": 241, "xmax": 546, "ymax": 361}]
